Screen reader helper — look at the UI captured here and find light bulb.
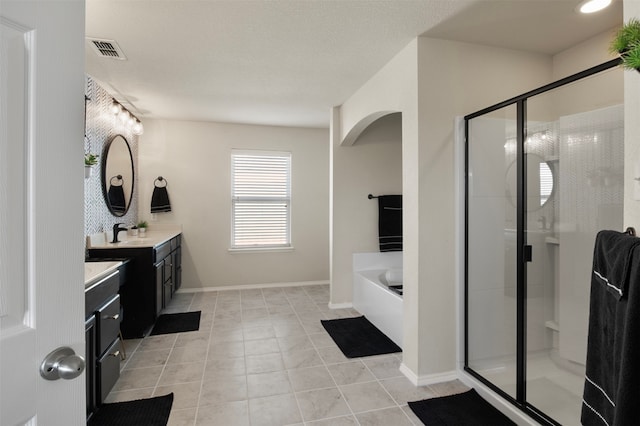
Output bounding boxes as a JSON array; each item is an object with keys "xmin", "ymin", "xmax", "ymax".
[
  {"xmin": 132, "ymin": 120, "xmax": 144, "ymax": 135},
  {"xmin": 110, "ymin": 102, "xmax": 121, "ymax": 115},
  {"xmin": 118, "ymin": 111, "xmax": 129, "ymax": 123}
]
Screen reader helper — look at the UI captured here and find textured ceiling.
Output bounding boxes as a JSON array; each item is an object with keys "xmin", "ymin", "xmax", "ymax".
[{"xmin": 85, "ymin": 0, "xmax": 622, "ymax": 129}]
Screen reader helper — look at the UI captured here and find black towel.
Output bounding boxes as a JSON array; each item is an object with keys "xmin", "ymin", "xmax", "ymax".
[
  {"xmin": 377, "ymin": 195, "xmax": 402, "ymax": 252},
  {"xmin": 151, "ymin": 186, "xmax": 171, "ymax": 213},
  {"xmin": 582, "ymin": 230, "xmax": 640, "ymax": 426},
  {"xmin": 107, "ymin": 184, "xmax": 126, "ymax": 213}
]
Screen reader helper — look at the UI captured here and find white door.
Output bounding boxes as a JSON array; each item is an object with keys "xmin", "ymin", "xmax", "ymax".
[{"xmin": 1, "ymin": 1, "xmax": 86, "ymax": 424}]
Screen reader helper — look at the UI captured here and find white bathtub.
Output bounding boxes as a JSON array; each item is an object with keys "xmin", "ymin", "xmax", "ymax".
[{"xmin": 353, "ymin": 252, "xmax": 403, "ymax": 348}]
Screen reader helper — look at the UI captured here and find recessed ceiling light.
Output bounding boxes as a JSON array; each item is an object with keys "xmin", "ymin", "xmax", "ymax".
[{"xmin": 577, "ymin": 0, "xmax": 612, "ymax": 14}]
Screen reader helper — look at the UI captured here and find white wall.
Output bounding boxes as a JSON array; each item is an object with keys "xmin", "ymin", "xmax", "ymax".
[
  {"xmin": 330, "ymin": 111, "xmax": 403, "ymax": 307},
  {"xmin": 333, "ymin": 37, "xmax": 552, "ymax": 380},
  {"xmin": 139, "ymin": 119, "xmax": 330, "ymax": 289},
  {"xmin": 624, "ymin": 1, "xmax": 640, "ymax": 227},
  {"xmin": 412, "ymin": 38, "xmax": 552, "ymax": 378},
  {"xmin": 331, "ymin": 41, "xmax": 418, "ymax": 307}
]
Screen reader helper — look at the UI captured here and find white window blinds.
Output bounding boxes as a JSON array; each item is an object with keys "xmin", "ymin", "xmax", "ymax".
[
  {"xmin": 539, "ymin": 162, "xmax": 553, "ymax": 206},
  {"xmin": 231, "ymin": 151, "xmax": 291, "ymax": 248}
]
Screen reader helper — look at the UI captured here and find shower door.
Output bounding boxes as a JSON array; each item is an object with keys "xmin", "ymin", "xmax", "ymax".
[
  {"xmin": 466, "ymin": 103, "xmax": 519, "ymax": 400},
  {"xmin": 465, "ymin": 59, "xmax": 623, "ymax": 425}
]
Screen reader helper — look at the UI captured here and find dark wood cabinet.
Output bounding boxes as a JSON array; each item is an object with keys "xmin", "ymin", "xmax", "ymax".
[
  {"xmin": 174, "ymin": 246, "xmax": 182, "ymax": 291},
  {"xmin": 155, "ymin": 261, "xmax": 164, "ymax": 316},
  {"xmin": 97, "ymin": 338, "xmax": 121, "ymax": 403},
  {"xmin": 85, "ymin": 315, "xmax": 97, "ymax": 418},
  {"xmin": 88, "ymin": 234, "xmax": 182, "ymax": 338},
  {"xmin": 97, "ymin": 295, "xmax": 121, "ymax": 355},
  {"xmin": 85, "ymin": 269, "xmax": 121, "ymax": 421}
]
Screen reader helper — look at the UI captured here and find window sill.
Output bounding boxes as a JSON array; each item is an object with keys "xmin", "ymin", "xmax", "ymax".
[{"xmin": 228, "ymin": 246, "xmax": 294, "ymax": 254}]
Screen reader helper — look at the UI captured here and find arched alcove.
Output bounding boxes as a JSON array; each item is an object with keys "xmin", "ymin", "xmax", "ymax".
[
  {"xmin": 352, "ymin": 112, "xmax": 402, "ymax": 146},
  {"xmin": 341, "ymin": 110, "xmax": 400, "ymax": 146}
]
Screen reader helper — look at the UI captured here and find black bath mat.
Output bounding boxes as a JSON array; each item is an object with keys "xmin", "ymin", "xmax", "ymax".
[
  {"xmin": 150, "ymin": 311, "xmax": 201, "ymax": 336},
  {"xmin": 88, "ymin": 393, "xmax": 173, "ymax": 426},
  {"xmin": 321, "ymin": 315, "xmax": 401, "ymax": 358},
  {"xmin": 408, "ymin": 389, "xmax": 516, "ymax": 426}
]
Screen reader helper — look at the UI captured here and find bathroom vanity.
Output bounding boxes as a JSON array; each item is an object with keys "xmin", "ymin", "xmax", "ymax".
[
  {"xmin": 84, "ymin": 261, "xmax": 125, "ymax": 419},
  {"xmin": 87, "ymin": 228, "xmax": 182, "ymax": 338}
]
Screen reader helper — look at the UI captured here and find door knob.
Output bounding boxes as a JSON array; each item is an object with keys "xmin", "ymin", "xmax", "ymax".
[{"xmin": 39, "ymin": 347, "xmax": 85, "ymax": 380}]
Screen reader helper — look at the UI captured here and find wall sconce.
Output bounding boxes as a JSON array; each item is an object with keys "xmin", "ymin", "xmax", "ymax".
[{"xmin": 110, "ymin": 100, "xmax": 144, "ymax": 136}]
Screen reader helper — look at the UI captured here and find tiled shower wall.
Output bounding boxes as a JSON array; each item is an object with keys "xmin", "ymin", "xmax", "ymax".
[{"xmin": 84, "ymin": 75, "xmax": 139, "ymax": 237}]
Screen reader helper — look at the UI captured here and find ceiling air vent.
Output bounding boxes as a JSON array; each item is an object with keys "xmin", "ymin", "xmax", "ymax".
[{"xmin": 87, "ymin": 38, "xmax": 127, "ymax": 60}]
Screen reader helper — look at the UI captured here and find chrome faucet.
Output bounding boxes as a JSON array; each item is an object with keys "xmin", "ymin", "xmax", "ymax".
[{"xmin": 111, "ymin": 223, "xmax": 128, "ymax": 243}]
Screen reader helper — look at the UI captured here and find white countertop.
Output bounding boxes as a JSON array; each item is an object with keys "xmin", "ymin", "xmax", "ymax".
[
  {"xmin": 86, "ymin": 224, "xmax": 182, "ymax": 250},
  {"xmin": 84, "ymin": 261, "xmax": 122, "ymax": 288}
]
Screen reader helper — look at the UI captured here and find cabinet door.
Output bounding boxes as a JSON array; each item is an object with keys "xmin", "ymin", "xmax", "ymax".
[
  {"xmin": 174, "ymin": 246, "xmax": 182, "ymax": 291},
  {"xmin": 163, "ymin": 254, "xmax": 173, "ymax": 305},
  {"xmin": 97, "ymin": 338, "xmax": 121, "ymax": 404},
  {"xmin": 155, "ymin": 261, "xmax": 163, "ymax": 315},
  {"xmin": 96, "ymin": 295, "xmax": 120, "ymax": 356},
  {"xmin": 85, "ymin": 316, "xmax": 97, "ymax": 419}
]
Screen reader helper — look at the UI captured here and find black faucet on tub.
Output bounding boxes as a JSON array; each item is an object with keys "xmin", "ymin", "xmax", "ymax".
[{"xmin": 112, "ymin": 223, "xmax": 128, "ymax": 243}]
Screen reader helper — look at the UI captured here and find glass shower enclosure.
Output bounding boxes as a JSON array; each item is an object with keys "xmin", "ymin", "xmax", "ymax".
[{"xmin": 464, "ymin": 59, "xmax": 623, "ymax": 425}]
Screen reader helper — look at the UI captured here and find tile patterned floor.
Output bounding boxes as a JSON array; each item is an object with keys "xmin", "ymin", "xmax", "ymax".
[{"xmin": 106, "ymin": 284, "xmax": 469, "ymax": 425}]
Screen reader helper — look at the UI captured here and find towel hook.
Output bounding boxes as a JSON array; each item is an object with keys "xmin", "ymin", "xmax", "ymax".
[
  {"xmin": 625, "ymin": 227, "xmax": 636, "ymax": 237},
  {"xmin": 154, "ymin": 176, "xmax": 168, "ymax": 188}
]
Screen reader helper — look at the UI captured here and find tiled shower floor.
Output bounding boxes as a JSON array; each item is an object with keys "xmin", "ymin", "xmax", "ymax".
[{"xmin": 106, "ymin": 284, "xmax": 468, "ymax": 425}]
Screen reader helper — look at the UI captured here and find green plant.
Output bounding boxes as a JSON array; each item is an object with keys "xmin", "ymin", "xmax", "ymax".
[
  {"xmin": 610, "ymin": 18, "xmax": 640, "ymax": 71},
  {"xmin": 84, "ymin": 153, "xmax": 99, "ymax": 166},
  {"xmin": 622, "ymin": 44, "xmax": 640, "ymax": 70},
  {"xmin": 136, "ymin": 220, "xmax": 148, "ymax": 229},
  {"xmin": 610, "ymin": 18, "xmax": 640, "ymax": 54}
]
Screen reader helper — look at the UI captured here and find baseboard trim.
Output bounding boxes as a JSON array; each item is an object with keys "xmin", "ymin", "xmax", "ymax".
[
  {"xmin": 176, "ymin": 280, "xmax": 329, "ymax": 293},
  {"xmin": 328, "ymin": 302, "xmax": 353, "ymax": 309},
  {"xmin": 399, "ymin": 363, "xmax": 459, "ymax": 386}
]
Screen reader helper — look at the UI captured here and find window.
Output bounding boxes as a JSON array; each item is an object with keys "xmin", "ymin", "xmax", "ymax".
[
  {"xmin": 231, "ymin": 150, "xmax": 291, "ymax": 249},
  {"xmin": 539, "ymin": 162, "xmax": 553, "ymax": 206}
]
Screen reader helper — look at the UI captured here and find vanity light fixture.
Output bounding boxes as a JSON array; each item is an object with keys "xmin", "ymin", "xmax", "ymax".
[
  {"xmin": 110, "ymin": 99, "xmax": 144, "ymax": 136},
  {"xmin": 577, "ymin": 0, "xmax": 611, "ymax": 14}
]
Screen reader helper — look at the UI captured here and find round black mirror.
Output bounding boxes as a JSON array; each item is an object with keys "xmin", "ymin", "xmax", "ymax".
[{"xmin": 101, "ymin": 135, "xmax": 134, "ymax": 217}]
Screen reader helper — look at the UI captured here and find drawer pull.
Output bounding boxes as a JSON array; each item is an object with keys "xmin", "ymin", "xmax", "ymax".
[
  {"xmin": 109, "ymin": 350, "xmax": 120, "ymax": 358},
  {"xmin": 106, "ymin": 313, "xmax": 120, "ymax": 321}
]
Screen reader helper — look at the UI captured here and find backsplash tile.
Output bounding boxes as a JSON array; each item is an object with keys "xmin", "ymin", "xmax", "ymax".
[{"xmin": 84, "ymin": 75, "xmax": 139, "ymax": 239}]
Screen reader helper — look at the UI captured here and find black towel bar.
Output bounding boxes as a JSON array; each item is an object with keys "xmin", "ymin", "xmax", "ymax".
[{"xmin": 368, "ymin": 194, "xmax": 379, "ymax": 199}]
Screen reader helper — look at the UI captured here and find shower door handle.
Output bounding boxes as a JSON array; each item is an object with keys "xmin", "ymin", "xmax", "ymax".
[{"xmin": 523, "ymin": 245, "xmax": 533, "ymax": 262}]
